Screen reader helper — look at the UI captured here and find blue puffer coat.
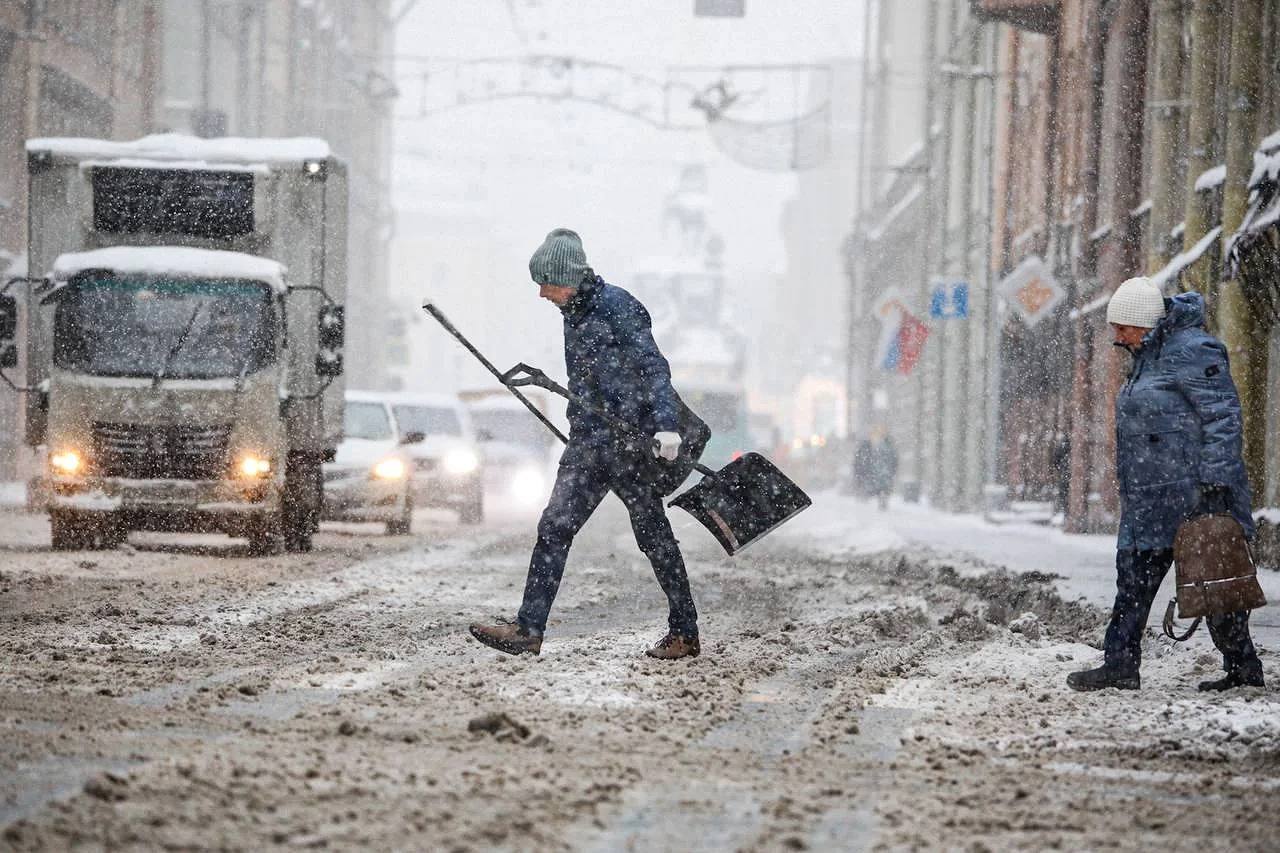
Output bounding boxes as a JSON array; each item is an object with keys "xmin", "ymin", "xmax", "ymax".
[
  {"xmin": 1115, "ymin": 291, "xmax": 1255, "ymax": 551},
  {"xmin": 561, "ymin": 276, "xmax": 679, "ymax": 447}
]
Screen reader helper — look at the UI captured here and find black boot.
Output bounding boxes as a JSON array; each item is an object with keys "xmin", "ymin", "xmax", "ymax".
[
  {"xmin": 1067, "ymin": 664, "xmax": 1140, "ymax": 692},
  {"xmin": 1198, "ymin": 669, "xmax": 1264, "ymax": 692}
]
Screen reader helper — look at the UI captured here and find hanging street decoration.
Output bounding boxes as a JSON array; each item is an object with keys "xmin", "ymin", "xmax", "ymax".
[
  {"xmin": 873, "ymin": 288, "xmax": 931, "ymax": 376},
  {"xmin": 997, "ymin": 255, "xmax": 1064, "ymax": 328}
]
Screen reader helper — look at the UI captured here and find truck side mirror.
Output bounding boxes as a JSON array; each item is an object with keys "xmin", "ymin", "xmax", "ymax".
[
  {"xmin": 0, "ymin": 294, "xmax": 16, "ymax": 340},
  {"xmin": 315, "ymin": 305, "xmax": 344, "ymax": 377}
]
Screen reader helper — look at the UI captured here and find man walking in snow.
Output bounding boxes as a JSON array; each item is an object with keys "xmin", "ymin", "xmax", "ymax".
[
  {"xmin": 1067, "ymin": 277, "xmax": 1263, "ymax": 692},
  {"xmin": 469, "ymin": 229, "xmax": 700, "ymax": 660}
]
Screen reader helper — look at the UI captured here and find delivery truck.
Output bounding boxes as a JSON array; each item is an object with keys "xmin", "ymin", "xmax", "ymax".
[{"xmin": 0, "ymin": 134, "xmax": 348, "ymax": 554}]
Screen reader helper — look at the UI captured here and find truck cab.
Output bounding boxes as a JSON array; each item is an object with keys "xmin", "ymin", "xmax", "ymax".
[{"xmin": 2, "ymin": 135, "xmax": 348, "ymax": 554}]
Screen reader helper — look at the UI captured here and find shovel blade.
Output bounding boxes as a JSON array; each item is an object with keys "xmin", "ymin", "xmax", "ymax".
[{"xmin": 670, "ymin": 452, "xmax": 811, "ymax": 555}]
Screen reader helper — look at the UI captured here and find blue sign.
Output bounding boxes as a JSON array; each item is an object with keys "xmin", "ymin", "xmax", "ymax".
[{"xmin": 929, "ymin": 280, "xmax": 969, "ymax": 320}]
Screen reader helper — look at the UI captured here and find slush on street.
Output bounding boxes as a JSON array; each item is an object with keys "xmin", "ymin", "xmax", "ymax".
[{"xmin": 2, "ymin": 2, "xmax": 1280, "ymax": 850}]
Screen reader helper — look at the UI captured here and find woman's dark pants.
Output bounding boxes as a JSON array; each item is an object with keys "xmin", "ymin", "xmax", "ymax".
[
  {"xmin": 516, "ymin": 444, "xmax": 698, "ymax": 637},
  {"xmin": 1105, "ymin": 549, "xmax": 1261, "ymax": 677}
]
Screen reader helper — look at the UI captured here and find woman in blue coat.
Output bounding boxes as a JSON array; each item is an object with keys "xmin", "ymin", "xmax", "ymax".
[{"xmin": 1067, "ymin": 277, "xmax": 1264, "ymax": 692}]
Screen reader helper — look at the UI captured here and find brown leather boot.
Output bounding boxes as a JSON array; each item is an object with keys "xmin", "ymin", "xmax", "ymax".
[
  {"xmin": 645, "ymin": 632, "xmax": 700, "ymax": 660},
  {"xmin": 469, "ymin": 621, "xmax": 542, "ymax": 656}
]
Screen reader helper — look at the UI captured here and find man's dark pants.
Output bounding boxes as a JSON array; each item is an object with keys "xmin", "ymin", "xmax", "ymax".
[
  {"xmin": 517, "ymin": 442, "xmax": 698, "ymax": 636},
  {"xmin": 1105, "ymin": 549, "xmax": 1261, "ymax": 677}
]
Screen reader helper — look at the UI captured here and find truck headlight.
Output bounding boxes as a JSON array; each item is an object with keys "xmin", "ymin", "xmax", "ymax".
[
  {"xmin": 373, "ymin": 457, "xmax": 406, "ymax": 480},
  {"xmin": 50, "ymin": 449, "xmax": 83, "ymax": 476},
  {"xmin": 443, "ymin": 449, "xmax": 479, "ymax": 476},
  {"xmin": 237, "ymin": 454, "xmax": 272, "ymax": 478}
]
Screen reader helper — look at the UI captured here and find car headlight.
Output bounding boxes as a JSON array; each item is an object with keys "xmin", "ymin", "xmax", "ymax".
[
  {"xmin": 237, "ymin": 454, "xmax": 272, "ymax": 478},
  {"xmin": 511, "ymin": 467, "xmax": 545, "ymax": 504},
  {"xmin": 373, "ymin": 457, "xmax": 406, "ymax": 480},
  {"xmin": 50, "ymin": 449, "xmax": 83, "ymax": 476},
  {"xmin": 443, "ymin": 448, "xmax": 479, "ymax": 476}
]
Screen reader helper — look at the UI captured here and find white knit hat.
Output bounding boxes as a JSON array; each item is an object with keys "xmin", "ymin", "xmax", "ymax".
[{"xmin": 1106, "ymin": 276, "xmax": 1166, "ymax": 328}]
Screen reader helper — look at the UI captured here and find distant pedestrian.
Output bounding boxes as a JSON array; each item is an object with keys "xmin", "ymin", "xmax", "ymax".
[
  {"xmin": 1068, "ymin": 277, "xmax": 1263, "ymax": 692},
  {"xmin": 469, "ymin": 229, "xmax": 701, "ymax": 660},
  {"xmin": 1050, "ymin": 432, "xmax": 1071, "ymax": 517},
  {"xmin": 854, "ymin": 428, "xmax": 897, "ymax": 510}
]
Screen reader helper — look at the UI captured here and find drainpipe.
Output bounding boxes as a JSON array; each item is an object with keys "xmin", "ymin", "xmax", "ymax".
[
  {"xmin": 951, "ymin": 20, "xmax": 983, "ymax": 511},
  {"xmin": 1066, "ymin": 6, "xmax": 1111, "ymax": 533},
  {"xmin": 928, "ymin": 0, "xmax": 959, "ymax": 509},
  {"xmin": 985, "ymin": 26, "xmax": 1019, "ymax": 504},
  {"xmin": 1217, "ymin": 0, "xmax": 1267, "ymax": 493},
  {"xmin": 1146, "ymin": 0, "xmax": 1185, "ymax": 272},
  {"xmin": 1180, "ymin": 0, "xmax": 1223, "ymax": 296},
  {"xmin": 846, "ymin": 0, "xmax": 877, "ymax": 443},
  {"xmin": 910, "ymin": 0, "xmax": 940, "ymax": 502},
  {"xmin": 200, "ymin": 0, "xmax": 212, "ymax": 119}
]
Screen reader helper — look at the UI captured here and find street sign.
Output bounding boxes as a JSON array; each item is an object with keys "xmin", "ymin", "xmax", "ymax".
[
  {"xmin": 929, "ymin": 279, "xmax": 969, "ymax": 319},
  {"xmin": 695, "ymin": 0, "xmax": 745, "ymax": 16},
  {"xmin": 997, "ymin": 256, "xmax": 1064, "ymax": 328}
]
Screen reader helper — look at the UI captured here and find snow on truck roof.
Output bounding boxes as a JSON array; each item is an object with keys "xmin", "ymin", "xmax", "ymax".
[
  {"xmin": 26, "ymin": 133, "xmax": 332, "ymax": 166},
  {"xmin": 53, "ymin": 247, "xmax": 287, "ymax": 293}
]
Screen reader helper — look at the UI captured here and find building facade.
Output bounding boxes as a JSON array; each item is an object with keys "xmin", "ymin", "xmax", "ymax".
[
  {"xmin": 158, "ymin": 0, "xmax": 397, "ymax": 394},
  {"xmin": 0, "ymin": 0, "xmax": 397, "ymax": 480},
  {"xmin": 847, "ymin": 0, "xmax": 1280, "ymax": 535},
  {"xmin": 0, "ymin": 0, "xmax": 163, "ymax": 479}
]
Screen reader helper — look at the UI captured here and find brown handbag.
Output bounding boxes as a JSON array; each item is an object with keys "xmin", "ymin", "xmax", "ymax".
[{"xmin": 1163, "ymin": 514, "xmax": 1268, "ymax": 641}]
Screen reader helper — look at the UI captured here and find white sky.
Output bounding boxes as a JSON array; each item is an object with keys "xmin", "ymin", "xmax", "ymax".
[{"xmin": 388, "ymin": 1, "xmax": 865, "ymax": 425}]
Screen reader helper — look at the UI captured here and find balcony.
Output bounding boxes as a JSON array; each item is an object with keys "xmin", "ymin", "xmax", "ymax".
[{"xmin": 969, "ymin": 0, "xmax": 1059, "ymax": 34}]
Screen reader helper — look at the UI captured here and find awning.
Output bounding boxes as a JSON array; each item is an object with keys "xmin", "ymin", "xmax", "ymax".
[
  {"xmin": 969, "ymin": 0, "xmax": 1058, "ymax": 34},
  {"xmin": 1225, "ymin": 144, "xmax": 1280, "ymax": 320},
  {"xmin": 1070, "ymin": 224, "xmax": 1222, "ymax": 321},
  {"xmin": 1151, "ymin": 225, "xmax": 1222, "ymax": 293},
  {"xmin": 866, "ymin": 184, "xmax": 924, "ymax": 244}
]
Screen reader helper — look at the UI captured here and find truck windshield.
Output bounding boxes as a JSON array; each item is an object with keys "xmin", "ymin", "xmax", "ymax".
[{"xmin": 53, "ymin": 275, "xmax": 277, "ymax": 380}]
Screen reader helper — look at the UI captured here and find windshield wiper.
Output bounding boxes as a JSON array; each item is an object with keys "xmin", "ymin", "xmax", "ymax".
[
  {"xmin": 233, "ymin": 348, "xmax": 254, "ymax": 394},
  {"xmin": 153, "ymin": 303, "xmax": 204, "ymax": 388}
]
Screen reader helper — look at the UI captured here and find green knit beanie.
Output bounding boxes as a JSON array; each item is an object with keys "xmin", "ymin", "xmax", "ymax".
[{"xmin": 529, "ymin": 228, "xmax": 592, "ymax": 289}]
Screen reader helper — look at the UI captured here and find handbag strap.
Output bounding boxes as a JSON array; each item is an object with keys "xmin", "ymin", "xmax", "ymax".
[{"xmin": 1162, "ymin": 598, "xmax": 1201, "ymax": 642}]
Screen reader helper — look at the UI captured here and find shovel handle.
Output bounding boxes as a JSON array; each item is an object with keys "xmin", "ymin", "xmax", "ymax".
[
  {"xmin": 421, "ymin": 301, "xmax": 569, "ymax": 446},
  {"xmin": 502, "ymin": 363, "xmax": 714, "ymax": 476}
]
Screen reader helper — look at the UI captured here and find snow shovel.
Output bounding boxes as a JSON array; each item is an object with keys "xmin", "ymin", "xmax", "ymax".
[
  {"xmin": 421, "ymin": 299, "xmax": 811, "ymax": 555},
  {"xmin": 1162, "ymin": 513, "xmax": 1267, "ymax": 641},
  {"xmin": 498, "ymin": 363, "xmax": 811, "ymax": 556}
]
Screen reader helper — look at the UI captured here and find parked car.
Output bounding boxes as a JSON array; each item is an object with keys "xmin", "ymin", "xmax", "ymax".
[
  {"xmin": 383, "ymin": 392, "xmax": 485, "ymax": 524},
  {"xmin": 467, "ymin": 395, "xmax": 558, "ymax": 508},
  {"xmin": 322, "ymin": 392, "xmax": 413, "ymax": 535}
]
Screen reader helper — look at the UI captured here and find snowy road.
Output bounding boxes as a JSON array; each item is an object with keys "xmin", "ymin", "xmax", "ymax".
[{"xmin": 2, "ymin": 494, "xmax": 1278, "ymax": 850}]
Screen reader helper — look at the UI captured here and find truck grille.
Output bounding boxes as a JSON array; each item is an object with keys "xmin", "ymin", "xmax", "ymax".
[{"xmin": 91, "ymin": 422, "xmax": 232, "ymax": 480}]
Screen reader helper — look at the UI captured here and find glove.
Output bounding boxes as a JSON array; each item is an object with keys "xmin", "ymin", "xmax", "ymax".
[
  {"xmin": 653, "ymin": 431, "xmax": 682, "ymax": 462},
  {"xmin": 1197, "ymin": 484, "xmax": 1230, "ymax": 516}
]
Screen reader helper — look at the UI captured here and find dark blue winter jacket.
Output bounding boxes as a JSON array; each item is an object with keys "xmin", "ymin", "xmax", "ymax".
[
  {"xmin": 1115, "ymin": 291, "xmax": 1254, "ymax": 551},
  {"xmin": 561, "ymin": 277, "xmax": 679, "ymax": 447}
]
